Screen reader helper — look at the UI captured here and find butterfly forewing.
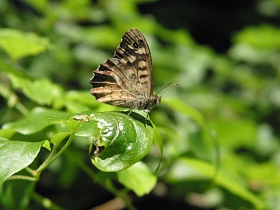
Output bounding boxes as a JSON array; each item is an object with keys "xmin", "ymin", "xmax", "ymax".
[
  {"xmin": 114, "ymin": 29, "xmax": 153, "ymax": 97},
  {"xmin": 90, "ymin": 28, "xmax": 161, "ymax": 111}
]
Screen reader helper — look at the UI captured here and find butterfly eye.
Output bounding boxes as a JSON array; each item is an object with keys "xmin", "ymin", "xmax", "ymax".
[{"xmin": 132, "ymin": 42, "xmax": 139, "ymax": 48}]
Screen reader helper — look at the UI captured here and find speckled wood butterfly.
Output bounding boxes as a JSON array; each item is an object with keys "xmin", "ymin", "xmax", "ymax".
[{"xmin": 89, "ymin": 28, "xmax": 161, "ymax": 113}]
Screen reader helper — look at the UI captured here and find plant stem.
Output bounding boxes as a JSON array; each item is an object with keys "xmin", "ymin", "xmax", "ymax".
[
  {"xmin": 104, "ymin": 179, "xmax": 137, "ymax": 210},
  {"xmin": 0, "ymin": 83, "xmax": 29, "ymax": 115},
  {"xmin": 7, "ymin": 175, "xmax": 36, "ymax": 181},
  {"xmin": 32, "ymin": 192, "xmax": 64, "ymax": 210},
  {"xmin": 36, "ymin": 131, "xmax": 74, "ymax": 174}
]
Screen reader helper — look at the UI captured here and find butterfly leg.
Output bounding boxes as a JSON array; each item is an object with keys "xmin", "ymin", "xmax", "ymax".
[{"xmin": 127, "ymin": 108, "xmax": 134, "ymax": 115}]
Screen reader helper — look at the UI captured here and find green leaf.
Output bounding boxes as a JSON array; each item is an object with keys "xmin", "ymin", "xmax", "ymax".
[
  {"xmin": 151, "ymin": 121, "xmax": 163, "ymax": 155},
  {"xmin": 50, "ymin": 132, "xmax": 69, "ymax": 146},
  {"xmin": 233, "ymin": 24, "xmax": 280, "ymax": 49},
  {"xmin": 117, "ymin": 161, "xmax": 157, "ymax": 196},
  {"xmin": 3, "ymin": 107, "xmax": 68, "ymax": 135},
  {"xmin": 0, "ymin": 29, "xmax": 51, "ymax": 60},
  {"xmin": 0, "ymin": 180, "xmax": 36, "ymax": 210},
  {"xmin": 42, "ymin": 140, "xmax": 51, "ymax": 151},
  {"xmin": 39, "ymin": 110, "xmax": 156, "ymax": 172},
  {"xmin": 51, "ymin": 112, "xmax": 100, "ymax": 137},
  {"xmin": 163, "ymin": 98, "xmax": 205, "ymax": 127},
  {"xmin": 0, "ymin": 59, "xmax": 33, "ymax": 78},
  {"xmin": 89, "ymin": 111, "xmax": 155, "ymax": 172},
  {"xmin": 0, "ymin": 129, "xmax": 15, "ymax": 139},
  {"xmin": 209, "ymin": 118, "xmax": 257, "ymax": 148},
  {"xmin": 0, "ymin": 138, "xmax": 46, "ymax": 185},
  {"xmin": 151, "ymin": 121, "xmax": 163, "ymax": 172},
  {"xmin": 3, "ymin": 109, "xmax": 157, "ymax": 173},
  {"xmin": 166, "ymin": 157, "xmax": 265, "ymax": 210},
  {"xmin": 9, "ymin": 74, "xmax": 64, "ymax": 106},
  {"xmin": 162, "ymin": 98, "xmax": 213, "ymax": 160}
]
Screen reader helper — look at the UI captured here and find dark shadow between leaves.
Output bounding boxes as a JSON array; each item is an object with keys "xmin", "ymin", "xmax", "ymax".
[{"xmin": 121, "ymin": 110, "xmax": 153, "ymax": 128}]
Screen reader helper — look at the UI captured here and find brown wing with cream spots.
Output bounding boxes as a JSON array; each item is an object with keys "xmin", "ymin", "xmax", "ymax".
[
  {"xmin": 113, "ymin": 28, "xmax": 153, "ymax": 97},
  {"xmin": 89, "ymin": 29, "xmax": 160, "ymax": 110}
]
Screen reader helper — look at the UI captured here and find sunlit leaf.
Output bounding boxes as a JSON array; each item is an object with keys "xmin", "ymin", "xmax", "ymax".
[
  {"xmin": 117, "ymin": 162, "xmax": 157, "ymax": 196},
  {"xmin": 32, "ymin": 110, "xmax": 157, "ymax": 172},
  {"xmin": 233, "ymin": 24, "xmax": 280, "ymax": 49},
  {"xmin": 0, "ymin": 29, "xmax": 51, "ymax": 60},
  {"xmin": 88, "ymin": 111, "xmax": 155, "ymax": 172},
  {"xmin": 3, "ymin": 107, "xmax": 68, "ymax": 135},
  {"xmin": 9, "ymin": 74, "xmax": 64, "ymax": 106},
  {"xmin": 0, "ymin": 138, "xmax": 46, "ymax": 185}
]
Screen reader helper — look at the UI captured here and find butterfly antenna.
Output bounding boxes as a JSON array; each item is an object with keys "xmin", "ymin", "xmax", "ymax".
[{"xmin": 155, "ymin": 82, "xmax": 179, "ymax": 96}]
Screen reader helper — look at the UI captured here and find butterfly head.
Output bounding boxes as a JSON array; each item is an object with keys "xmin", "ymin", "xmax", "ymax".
[
  {"xmin": 143, "ymin": 82, "xmax": 178, "ymax": 112},
  {"xmin": 152, "ymin": 94, "xmax": 162, "ymax": 107},
  {"xmin": 141, "ymin": 94, "xmax": 161, "ymax": 113}
]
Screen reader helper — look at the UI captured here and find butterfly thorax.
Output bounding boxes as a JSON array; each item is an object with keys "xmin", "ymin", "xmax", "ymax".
[{"xmin": 135, "ymin": 95, "xmax": 161, "ymax": 112}]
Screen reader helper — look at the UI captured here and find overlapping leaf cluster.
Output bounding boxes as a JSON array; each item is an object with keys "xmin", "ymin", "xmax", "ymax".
[{"xmin": 0, "ymin": 0, "xmax": 280, "ymax": 209}]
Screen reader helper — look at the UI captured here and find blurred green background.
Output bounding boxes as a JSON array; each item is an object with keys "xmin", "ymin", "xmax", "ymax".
[{"xmin": 1, "ymin": 0, "xmax": 280, "ymax": 209}]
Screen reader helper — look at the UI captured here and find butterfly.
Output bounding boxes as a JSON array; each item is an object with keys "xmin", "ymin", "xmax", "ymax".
[{"xmin": 89, "ymin": 28, "xmax": 161, "ymax": 113}]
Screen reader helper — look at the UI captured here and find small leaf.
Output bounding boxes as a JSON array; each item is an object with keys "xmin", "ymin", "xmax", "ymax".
[
  {"xmin": 0, "ymin": 138, "xmax": 46, "ymax": 185},
  {"xmin": 42, "ymin": 140, "xmax": 51, "ymax": 151},
  {"xmin": 117, "ymin": 161, "xmax": 157, "ymax": 196},
  {"xmin": 9, "ymin": 74, "xmax": 64, "ymax": 105},
  {"xmin": 0, "ymin": 29, "xmax": 51, "ymax": 60}
]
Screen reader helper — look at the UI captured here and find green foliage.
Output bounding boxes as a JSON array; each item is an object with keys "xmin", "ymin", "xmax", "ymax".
[{"xmin": 0, "ymin": 0, "xmax": 280, "ymax": 209}]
